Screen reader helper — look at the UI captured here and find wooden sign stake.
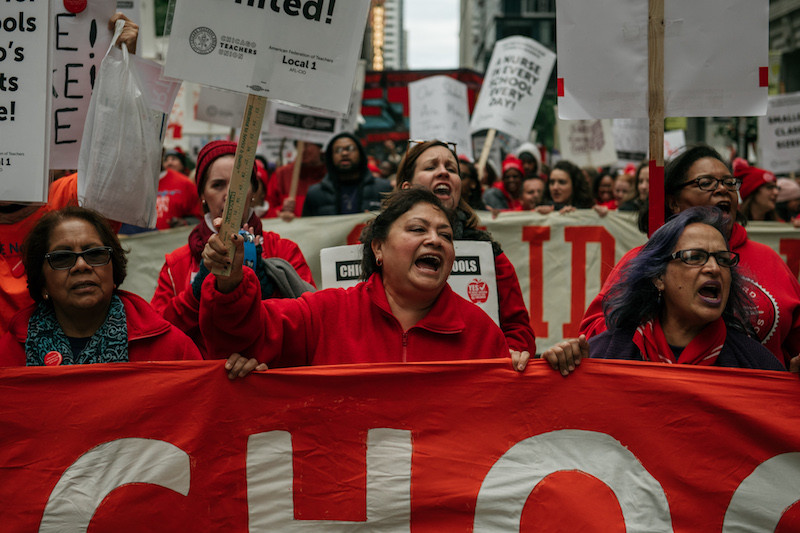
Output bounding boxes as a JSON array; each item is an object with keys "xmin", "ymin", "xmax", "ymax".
[
  {"xmin": 647, "ymin": 0, "xmax": 665, "ymax": 236},
  {"xmin": 476, "ymin": 128, "xmax": 497, "ymax": 184},
  {"xmin": 280, "ymin": 140, "xmax": 305, "ymax": 222}
]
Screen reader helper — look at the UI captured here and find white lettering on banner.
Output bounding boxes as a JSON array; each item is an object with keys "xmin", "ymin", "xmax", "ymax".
[
  {"xmin": 722, "ymin": 453, "xmax": 800, "ymax": 532},
  {"xmin": 474, "ymin": 430, "xmax": 673, "ymax": 531},
  {"xmin": 40, "ymin": 438, "xmax": 191, "ymax": 532},
  {"xmin": 246, "ymin": 428, "xmax": 412, "ymax": 531}
]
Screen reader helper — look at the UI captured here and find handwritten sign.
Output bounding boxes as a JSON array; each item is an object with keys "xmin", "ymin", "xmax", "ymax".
[
  {"xmin": 49, "ymin": 0, "xmax": 115, "ymax": 169},
  {"xmin": 470, "ymin": 36, "xmax": 556, "ymax": 141},
  {"xmin": 165, "ymin": 0, "xmax": 371, "ymax": 114},
  {"xmin": 758, "ymin": 92, "xmax": 800, "ymax": 174},
  {"xmin": 557, "ymin": 118, "xmax": 617, "ymax": 168},
  {"xmin": 1, "ymin": 0, "xmax": 51, "ymax": 203},
  {"xmin": 409, "ymin": 76, "xmax": 473, "ymax": 160}
]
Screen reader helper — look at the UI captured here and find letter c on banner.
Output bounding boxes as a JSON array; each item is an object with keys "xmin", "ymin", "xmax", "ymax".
[
  {"xmin": 39, "ymin": 438, "xmax": 191, "ymax": 532},
  {"xmin": 473, "ymin": 429, "xmax": 673, "ymax": 531},
  {"xmin": 722, "ymin": 452, "xmax": 800, "ymax": 532},
  {"xmin": 246, "ymin": 428, "xmax": 412, "ymax": 531}
]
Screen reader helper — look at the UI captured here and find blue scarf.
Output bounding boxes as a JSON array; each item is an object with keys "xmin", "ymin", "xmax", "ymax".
[{"xmin": 25, "ymin": 294, "xmax": 129, "ymax": 366}]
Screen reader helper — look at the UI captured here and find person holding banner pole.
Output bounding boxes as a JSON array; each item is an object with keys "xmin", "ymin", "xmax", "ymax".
[
  {"xmin": 198, "ymin": 188, "xmax": 516, "ymax": 378},
  {"xmin": 396, "ymin": 140, "xmax": 536, "ymax": 356},
  {"xmin": 580, "ymin": 145, "xmax": 800, "ymax": 370}
]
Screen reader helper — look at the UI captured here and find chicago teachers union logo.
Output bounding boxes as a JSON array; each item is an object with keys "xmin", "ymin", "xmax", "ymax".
[{"xmin": 190, "ymin": 27, "xmax": 217, "ymax": 55}]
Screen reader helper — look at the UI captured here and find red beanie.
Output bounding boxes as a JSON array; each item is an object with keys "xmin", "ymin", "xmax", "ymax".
[
  {"xmin": 734, "ymin": 158, "xmax": 776, "ymax": 201},
  {"xmin": 502, "ymin": 155, "xmax": 523, "ymax": 175}
]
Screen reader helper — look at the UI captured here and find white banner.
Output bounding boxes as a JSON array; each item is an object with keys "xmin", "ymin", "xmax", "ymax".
[
  {"xmin": 165, "ymin": 0, "xmax": 370, "ymax": 115},
  {"xmin": 409, "ymin": 76, "xmax": 474, "ymax": 160},
  {"xmin": 557, "ymin": 119, "xmax": 617, "ymax": 168},
  {"xmin": 759, "ymin": 92, "xmax": 800, "ymax": 174},
  {"xmin": 121, "ymin": 212, "xmax": 800, "ymax": 351},
  {"xmin": 1, "ymin": 0, "xmax": 51, "ymax": 203},
  {"xmin": 49, "ymin": 0, "xmax": 116, "ymax": 169},
  {"xmin": 470, "ymin": 36, "xmax": 556, "ymax": 141},
  {"xmin": 264, "ymin": 101, "xmax": 342, "ymax": 146},
  {"xmin": 557, "ymin": 0, "xmax": 768, "ymax": 119}
]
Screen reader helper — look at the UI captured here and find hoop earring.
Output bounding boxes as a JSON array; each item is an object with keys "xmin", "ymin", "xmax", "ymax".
[{"xmin": 376, "ymin": 257, "xmax": 383, "ymax": 267}]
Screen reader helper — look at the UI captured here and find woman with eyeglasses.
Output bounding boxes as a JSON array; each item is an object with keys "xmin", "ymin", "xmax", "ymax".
[
  {"xmin": 580, "ymin": 145, "xmax": 800, "ymax": 371},
  {"xmin": 0, "ymin": 206, "xmax": 201, "ymax": 366},
  {"xmin": 395, "ymin": 140, "xmax": 536, "ymax": 364},
  {"xmin": 541, "ymin": 207, "xmax": 785, "ymax": 375}
]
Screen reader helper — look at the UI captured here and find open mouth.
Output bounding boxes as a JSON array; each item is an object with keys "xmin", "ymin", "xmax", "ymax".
[
  {"xmin": 713, "ymin": 201, "xmax": 731, "ymax": 214},
  {"xmin": 415, "ymin": 254, "xmax": 442, "ymax": 272},
  {"xmin": 433, "ymin": 184, "xmax": 452, "ymax": 197},
  {"xmin": 698, "ymin": 282, "xmax": 722, "ymax": 304}
]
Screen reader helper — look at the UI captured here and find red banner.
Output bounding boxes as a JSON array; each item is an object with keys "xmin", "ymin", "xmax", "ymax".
[{"xmin": 2, "ymin": 360, "xmax": 800, "ymax": 531}]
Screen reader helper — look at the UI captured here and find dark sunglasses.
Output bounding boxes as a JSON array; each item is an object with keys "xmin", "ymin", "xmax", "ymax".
[{"xmin": 45, "ymin": 246, "xmax": 113, "ymax": 270}]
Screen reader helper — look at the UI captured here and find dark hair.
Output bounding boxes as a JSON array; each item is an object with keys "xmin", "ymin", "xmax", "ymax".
[
  {"xmin": 544, "ymin": 160, "xmax": 595, "ymax": 208},
  {"xmin": 23, "ymin": 206, "xmax": 128, "ymax": 303},
  {"xmin": 360, "ymin": 188, "xmax": 455, "ymax": 281},
  {"xmin": 637, "ymin": 144, "xmax": 745, "ymax": 233},
  {"xmin": 592, "ymin": 171, "xmax": 615, "ymax": 203},
  {"xmin": 740, "ymin": 193, "xmax": 779, "ymax": 222},
  {"xmin": 604, "ymin": 206, "xmax": 752, "ymax": 334},
  {"xmin": 518, "ymin": 151, "xmax": 539, "ymax": 175},
  {"xmin": 195, "ymin": 140, "xmax": 259, "ymax": 213}
]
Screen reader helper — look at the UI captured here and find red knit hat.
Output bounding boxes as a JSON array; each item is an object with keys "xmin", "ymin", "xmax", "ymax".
[
  {"xmin": 195, "ymin": 140, "xmax": 257, "ymax": 196},
  {"xmin": 502, "ymin": 155, "xmax": 523, "ymax": 175},
  {"xmin": 733, "ymin": 158, "xmax": 776, "ymax": 201}
]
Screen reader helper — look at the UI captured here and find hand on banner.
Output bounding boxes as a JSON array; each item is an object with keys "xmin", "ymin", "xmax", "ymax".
[
  {"xmin": 109, "ymin": 13, "xmax": 138, "ymax": 54},
  {"xmin": 593, "ymin": 205, "xmax": 610, "ymax": 218},
  {"xmin": 225, "ymin": 353, "xmax": 268, "ymax": 380},
  {"xmin": 540, "ymin": 335, "xmax": 588, "ymax": 377},
  {"xmin": 789, "ymin": 354, "xmax": 800, "ymax": 373},
  {"xmin": 202, "ymin": 218, "xmax": 245, "ymax": 294},
  {"xmin": 535, "ymin": 205, "xmax": 555, "ymax": 215},
  {"xmin": 510, "ymin": 350, "xmax": 531, "ymax": 372},
  {"xmin": 558, "ymin": 205, "xmax": 577, "ymax": 215}
]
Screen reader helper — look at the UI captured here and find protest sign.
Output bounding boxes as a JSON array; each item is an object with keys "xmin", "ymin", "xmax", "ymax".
[
  {"xmin": 1, "ymin": 0, "xmax": 51, "ymax": 203},
  {"xmin": 759, "ymin": 92, "xmax": 800, "ymax": 174},
  {"xmin": 3, "ymin": 361, "xmax": 800, "ymax": 530},
  {"xmin": 664, "ymin": 129, "xmax": 687, "ymax": 160},
  {"xmin": 409, "ymin": 76, "xmax": 473, "ymax": 160},
  {"xmin": 165, "ymin": 0, "xmax": 371, "ymax": 115},
  {"xmin": 470, "ymin": 36, "xmax": 556, "ymax": 141},
  {"xmin": 258, "ymin": 134, "xmax": 297, "ymax": 166},
  {"xmin": 557, "ymin": 118, "xmax": 617, "ymax": 168},
  {"xmin": 264, "ymin": 100, "xmax": 342, "ymax": 147},
  {"xmin": 196, "ymin": 86, "xmax": 246, "ymax": 128},
  {"xmin": 557, "ymin": 0, "xmax": 768, "ymax": 119},
  {"xmin": 115, "ymin": 0, "xmax": 140, "ymax": 25},
  {"xmin": 49, "ymin": 0, "xmax": 115, "ymax": 169},
  {"xmin": 613, "ymin": 118, "xmax": 648, "ymax": 165}
]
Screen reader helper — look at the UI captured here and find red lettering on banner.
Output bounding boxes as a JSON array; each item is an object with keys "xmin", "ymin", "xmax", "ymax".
[
  {"xmin": 780, "ymin": 239, "xmax": 800, "ymax": 279},
  {"xmin": 347, "ymin": 223, "xmax": 368, "ymax": 245},
  {"xmin": 563, "ymin": 227, "xmax": 615, "ymax": 338},
  {"xmin": 522, "ymin": 226, "xmax": 551, "ymax": 337}
]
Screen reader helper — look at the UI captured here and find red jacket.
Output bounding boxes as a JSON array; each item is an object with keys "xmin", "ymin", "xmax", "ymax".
[
  {"xmin": 494, "ymin": 252, "xmax": 536, "ymax": 353},
  {"xmin": 579, "ymin": 223, "xmax": 800, "ymax": 367},
  {"xmin": 0, "ymin": 290, "xmax": 201, "ymax": 366},
  {"xmin": 264, "ymin": 161, "xmax": 326, "ymax": 218},
  {"xmin": 199, "ymin": 269, "xmax": 510, "ymax": 366},
  {"xmin": 155, "ymin": 170, "xmax": 203, "ymax": 229},
  {"xmin": 150, "ymin": 230, "xmax": 315, "ymax": 357}
]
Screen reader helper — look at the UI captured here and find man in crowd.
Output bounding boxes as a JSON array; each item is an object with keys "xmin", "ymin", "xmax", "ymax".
[
  {"xmin": 154, "ymin": 150, "xmax": 203, "ymax": 229},
  {"xmin": 302, "ymin": 133, "xmax": 393, "ymax": 216}
]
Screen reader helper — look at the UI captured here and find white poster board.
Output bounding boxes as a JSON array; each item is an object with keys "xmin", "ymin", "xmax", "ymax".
[
  {"xmin": 115, "ymin": 0, "xmax": 140, "ymax": 25},
  {"xmin": 663, "ymin": 130, "xmax": 687, "ymax": 160},
  {"xmin": 613, "ymin": 118, "xmax": 648, "ymax": 165},
  {"xmin": 758, "ymin": 92, "xmax": 800, "ymax": 174},
  {"xmin": 165, "ymin": 0, "xmax": 371, "ymax": 115},
  {"xmin": 196, "ymin": 86, "xmax": 246, "ymax": 128},
  {"xmin": 264, "ymin": 101, "xmax": 342, "ymax": 146},
  {"xmin": 470, "ymin": 36, "xmax": 556, "ymax": 141},
  {"xmin": 1, "ymin": 0, "xmax": 52, "ymax": 203},
  {"xmin": 49, "ymin": 0, "xmax": 116, "ymax": 169},
  {"xmin": 557, "ymin": 119, "xmax": 617, "ymax": 168},
  {"xmin": 320, "ymin": 242, "xmax": 499, "ymax": 324},
  {"xmin": 409, "ymin": 76, "xmax": 474, "ymax": 160},
  {"xmin": 557, "ymin": 0, "xmax": 768, "ymax": 119}
]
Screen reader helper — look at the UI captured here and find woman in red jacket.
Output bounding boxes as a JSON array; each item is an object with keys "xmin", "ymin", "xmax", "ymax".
[
  {"xmin": 0, "ymin": 207, "xmax": 201, "ymax": 365},
  {"xmin": 199, "ymin": 188, "xmax": 522, "ymax": 379},
  {"xmin": 150, "ymin": 140, "xmax": 315, "ymax": 356},
  {"xmin": 396, "ymin": 140, "xmax": 536, "ymax": 356}
]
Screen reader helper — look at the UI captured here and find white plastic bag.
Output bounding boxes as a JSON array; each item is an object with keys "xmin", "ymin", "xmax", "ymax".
[{"xmin": 78, "ymin": 20, "xmax": 163, "ymax": 228}]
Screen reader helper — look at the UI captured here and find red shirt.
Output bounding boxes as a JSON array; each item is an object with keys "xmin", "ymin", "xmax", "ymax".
[
  {"xmin": 155, "ymin": 170, "xmax": 203, "ymax": 229},
  {"xmin": 265, "ymin": 161, "xmax": 326, "ymax": 218}
]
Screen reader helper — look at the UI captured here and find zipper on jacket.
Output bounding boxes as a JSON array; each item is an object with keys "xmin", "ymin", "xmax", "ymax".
[{"xmin": 402, "ymin": 332, "xmax": 408, "ymax": 363}]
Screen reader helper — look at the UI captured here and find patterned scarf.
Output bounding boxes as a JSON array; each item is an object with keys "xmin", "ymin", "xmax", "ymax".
[
  {"xmin": 632, "ymin": 317, "xmax": 726, "ymax": 365},
  {"xmin": 25, "ymin": 294, "xmax": 128, "ymax": 366}
]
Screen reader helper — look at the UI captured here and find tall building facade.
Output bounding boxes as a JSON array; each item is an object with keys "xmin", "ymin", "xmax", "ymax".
[
  {"xmin": 366, "ymin": 0, "xmax": 407, "ymax": 71},
  {"xmin": 770, "ymin": 0, "xmax": 800, "ymax": 92}
]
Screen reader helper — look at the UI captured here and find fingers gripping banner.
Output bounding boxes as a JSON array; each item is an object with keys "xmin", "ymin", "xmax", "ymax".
[{"xmin": 2, "ymin": 360, "xmax": 800, "ymax": 531}]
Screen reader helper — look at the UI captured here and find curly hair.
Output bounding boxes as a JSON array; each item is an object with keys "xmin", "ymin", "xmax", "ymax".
[
  {"xmin": 360, "ymin": 188, "xmax": 455, "ymax": 281},
  {"xmin": 604, "ymin": 206, "xmax": 753, "ymax": 334},
  {"xmin": 23, "ymin": 206, "xmax": 127, "ymax": 303},
  {"xmin": 544, "ymin": 160, "xmax": 595, "ymax": 208}
]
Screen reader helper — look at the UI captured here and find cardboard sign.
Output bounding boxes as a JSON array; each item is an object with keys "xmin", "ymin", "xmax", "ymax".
[
  {"xmin": 165, "ymin": 0, "xmax": 371, "ymax": 115},
  {"xmin": 49, "ymin": 0, "xmax": 116, "ymax": 169},
  {"xmin": 557, "ymin": 0, "xmax": 768, "ymax": 119},
  {"xmin": 613, "ymin": 118, "xmax": 648, "ymax": 165},
  {"xmin": 664, "ymin": 129, "xmax": 687, "ymax": 160},
  {"xmin": 1, "ymin": 0, "xmax": 51, "ymax": 203},
  {"xmin": 557, "ymin": 118, "xmax": 617, "ymax": 168},
  {"xmin": 320, "ymin": 242, "xmax": 499, "ymax": 324},
  {"xmin": 264, "ymin": 100, "xmax": 342, "ymax": 146},
  {"xmin": 470, "ymin": 36, "xmax": 556, "ymax": 141},
  {"xmin": 409, "ymin": 76, "xmax": 474, "ymax": 160},
  {"xmin": 758, "ymin": 92, "xmax": 800, "ymax": 174}
]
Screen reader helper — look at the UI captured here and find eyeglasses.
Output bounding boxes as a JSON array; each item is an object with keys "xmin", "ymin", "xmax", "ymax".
[
  {"xmin": 407, "ymin": 140, "xmax": 458, "ymax": 156},
  {"xmin": 334, "ymin": 145, "xmax": 357, "ymax": 155},
  {"xmin": 45, "ymin": 246, "xmax": 113, "ymax": 270},
  {"xmin": 669, "ymin": 249, "xmax": 740, "ymax": 268},
  {"xmin": 680, "ymin": 176, "xmax": 742, "ymax": 192}
]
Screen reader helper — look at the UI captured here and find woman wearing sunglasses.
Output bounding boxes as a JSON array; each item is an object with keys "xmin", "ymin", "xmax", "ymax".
[
  {"xmin": 0, "ymin": 206, "xmax": 201, "ymax": 366},
  {"xmin": 542, "ymin": 207, "xmax": 785, "ymax": 375}
]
